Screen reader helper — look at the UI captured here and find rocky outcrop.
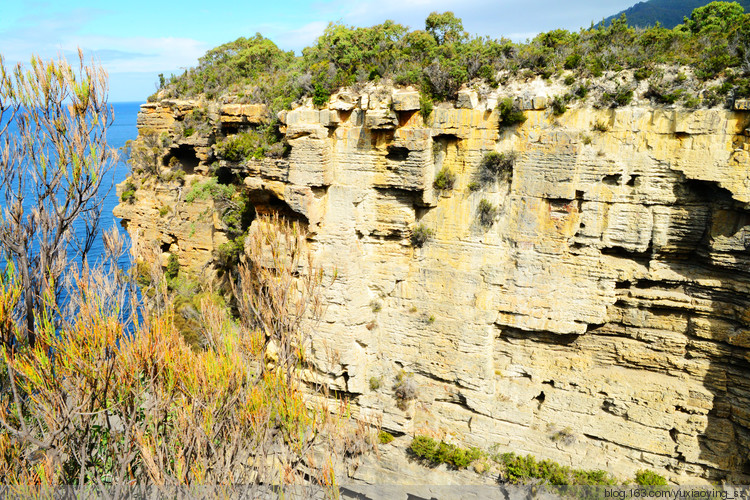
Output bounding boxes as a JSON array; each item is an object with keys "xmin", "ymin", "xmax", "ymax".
[{"xmin": 115, "ymin": 81, "xmax": 750, "ymax": 485}]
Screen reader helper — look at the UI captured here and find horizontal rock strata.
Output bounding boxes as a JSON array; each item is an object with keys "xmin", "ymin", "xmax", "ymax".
[{"xmin": 116, "ymin": 85, "xmax": 750, "ymax": 484}]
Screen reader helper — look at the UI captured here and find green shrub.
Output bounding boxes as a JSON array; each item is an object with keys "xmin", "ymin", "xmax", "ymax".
[
  {"xmin": 378, "ymin": 431, "xmax": 394, "ymax": 444},
  {"xmin": 165, "ymin": 253, "xmax": 180, "ymax": 282},
  {"xmin": 634, "ymin": 67, "xmax": 652, "ymax": 81},
  {"xmin": 497, "ymin": 98, "xmax": 526, "ymax": 126},
  {"xmin": 634, "ymin": 469, "xmax": 668, "ymax": 486},
  {"xmin": 215, "ymin": 130, "xmax": 274, "ymax": 162},
  {"xmin": 601, "ymin": 84, "xmax": 634, "ymax": 108},
  {"xmin": 408, "ymin": 436, "xmax": 483, "ymax": 469},
  {"xmin": 369, "ymin": 377, "xmax": 381, "ymax": 391},
  {"xmin": 477, "ymin": 199, "xmax": 498, "ymax": 227},
  {"xmin": 433, "ymin": 166, "xmax": 455, "ymax": 191},
  {"xmin": 551, "ymin": 95, "xmax": 567, "ymax": 115},
  {"xmin": 312, "ymin": 83, "xmax": 331, "ymax": 107},
  {"xmin": 158, "ymin": 206, "xmax": 169, "ymax": 217},
  {"xmin": 120, "ymin": 189, "xmax": 136, "ymax": 204},
  {"xmin": 477, "ymin": 151, "xmax": 515, "ymax": 186},
  {"xmin": 410, "ymin": 224, "xmax": 433, "ymax": 247},
  {"xmin": 185, "ymin": 178, "xmax": 236, "ymax": 204},
  {"xmin": 159, "ymin": 5, "xmax": 750, "ymax": 117},
  {"xmin": 120, "ymin": 181, "xmax": 137, "ymax": 204},
  {"xmin": 592, "ymin": 120, "xmax": 609, "ymax": 132},
  {"xmin": 497, "ymin": 452, "xmax": 616, "ymax": 486},
  {"xmin": 420, "ymin": 93, "xmax": 433, "ymax": 120}
]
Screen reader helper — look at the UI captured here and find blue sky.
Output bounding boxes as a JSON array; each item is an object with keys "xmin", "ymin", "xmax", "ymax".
[{"xmin": 1, "ymin": 0, "xmax": 637, "ymax": 102}]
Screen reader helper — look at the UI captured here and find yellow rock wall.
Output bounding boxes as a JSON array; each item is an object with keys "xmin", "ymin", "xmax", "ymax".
[{"xmin": 116, "ymin": 89, "xmax": 750, "ymax": 484}]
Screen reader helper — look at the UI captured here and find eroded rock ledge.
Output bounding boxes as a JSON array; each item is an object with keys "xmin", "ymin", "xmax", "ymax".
[{"xmin": 115, "ymin": 81, "xmax": 750, "ymax": 484}]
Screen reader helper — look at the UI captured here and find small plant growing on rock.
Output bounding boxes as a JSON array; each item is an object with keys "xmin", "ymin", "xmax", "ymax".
[
  {"xmin": 420, "ymin": 93, "xmax": 433, "ymax": 121},
  {"xmin": 408, "ymin": 436, "xmax": 484, "ymax": 469},
  {"xmin": 477, "ymin": 198, "xmax": 498, "ymax": 227},
  {"xmin": 550, "ymin": 427, "xmax": 576, "ymax": 446},
  {"xmin": 369, "ymin": 377, "xmax": 381, "ymax": 391},
  {"xmin": 433, "ymin": 166, "xmax": 455, "ymax": 192},
  {"xmin": 600, "ymin": 84, "xmax": 634, "ymax": 108},
  {"xmin": 477, "ymin": 151, "xmax": 515, "ymax": 186},
  {"xmin": 551, "ymin": 95, "xmax": 568, "ymax": 115},
  {"xmin": 120, "ymin": 181, "xmax": 137, "ymax": 204},
  {"xmin": 393, "ymin": 370, "xmax": 418, "ymax": 409},
  {"xmin": 185, "ymin": 178, "xmax": 236, "ymax": 204},
  {"xmin": 635, "ymin": 469, "xmax": 668, "ymax": 486},
  {"xmin": 410, "ymin": 224, "xmax": 433, "ymax": 248},
  {"xmin": 370, "ymin": 300, "xmax": 382, "ymax": 313},
  {"xmin": 497, "ymin": 97, "xmax": 526, "ymax": 126},
  {"xmin": 165, "ymin": 253, "xmax": 180, "ymax": 282},
  {"xmin": 592, "ymin": 120, "xmax": 609, "ymax": 132},
  {"xmin": 378, "ymin": 431, "xmax": 394, "ymax": 445}
]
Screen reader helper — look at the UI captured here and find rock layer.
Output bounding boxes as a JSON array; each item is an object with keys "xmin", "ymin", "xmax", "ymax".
[{"xmin": 115, "ymin": 86, "xmax": 750, "ymax": 484}]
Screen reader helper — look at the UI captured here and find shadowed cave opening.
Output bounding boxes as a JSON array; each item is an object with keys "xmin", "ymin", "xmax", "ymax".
[
  {"xmin": 164, "ymin": 144, "xmax": 199, "ymax": 174},
  {"xmin": 246, "ymin": 190, "xmax": 309, "ymax": 228}
]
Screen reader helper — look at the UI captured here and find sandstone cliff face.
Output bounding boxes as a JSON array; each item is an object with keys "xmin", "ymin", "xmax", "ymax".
[{"xmin": 115, "ymin": 83, "xmax": 750, "ymax": 484}]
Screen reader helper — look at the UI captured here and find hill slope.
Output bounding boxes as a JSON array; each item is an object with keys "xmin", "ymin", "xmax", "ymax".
[{"xmin": 602, "ymin": 0, "xmax": 750, "ymax": 28}]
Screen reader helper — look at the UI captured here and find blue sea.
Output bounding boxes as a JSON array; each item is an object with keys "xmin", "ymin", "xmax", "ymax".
[{"xmin": 100, "ymin": 102, "xmax": 141, "ymax": 269}]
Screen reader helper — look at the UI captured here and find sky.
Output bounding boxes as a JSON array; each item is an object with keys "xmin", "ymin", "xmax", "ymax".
[{"xmin": 1, "ymin": 0, "xmax": 638, "ymax": 102}]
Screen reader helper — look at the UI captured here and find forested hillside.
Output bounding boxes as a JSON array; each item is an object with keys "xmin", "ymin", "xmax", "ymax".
[{"xmin": 601, "ymin": 0, "xmax": 750, "ymax": 28}]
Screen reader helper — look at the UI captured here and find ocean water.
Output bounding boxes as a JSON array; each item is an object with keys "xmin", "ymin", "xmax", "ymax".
[{"xmin": 102, "ymin": 102, "xmax": 140, "ymax": 269}]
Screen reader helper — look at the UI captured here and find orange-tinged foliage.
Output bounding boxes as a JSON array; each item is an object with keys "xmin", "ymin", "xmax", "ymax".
[{"xmin": 0, "ymin": 218, "xmax": 343, "ymax": 493}]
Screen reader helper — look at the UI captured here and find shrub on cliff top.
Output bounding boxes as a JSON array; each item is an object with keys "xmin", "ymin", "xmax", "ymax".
[
  {"xmin": 497, "ymin": 98, "xmax": 526, "ymax": 126},
  {"xmin": 160, "ymin": 3, "xmax": 750, "ymax": 111}
]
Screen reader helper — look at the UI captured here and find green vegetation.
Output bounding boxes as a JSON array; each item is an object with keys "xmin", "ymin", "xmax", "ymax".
[
  {"xmin": 476, "ymin": 151, "xmax": 515, "ymax": 187},
  {"xmin": 378, "ymin": 431, "xmax": 395, "ymax": 444},
  {"xmin": 369, "ymin": 376, "xmax": 381, "ymax": 390},
  {"xmin": 120, "ymin": 182, "xmax": 137, "ymax": 204},
  {"xmin": 165, "ymin": 253, "xmax": 180, "ymax": 282},
  {"xmin": 551, "ymin": 95, "xmax": 568, "ymax": 115},
  {"xmin": 407, "ymin": 435, "xmax": 670, "ymax": 486},
  {"xmin": 409, "ymin": 436, "xmax": 483, "ymax": 469},
  {"xmin": 635, "ymin": 469, "xmax": 668, "ymax": 485},
  {"xmin": 602, "ymin": 0, "xmax": 750, "ymax": 29},
  {"xmin": 410, "ymin": 224, "xmax": 433, "ymax": 247},
  {"xmin": 498, "ymin": 452, "xmax": 616, "ymax": 485},
  {"xmin": 154, "ymin": 3, "xmax": 750, "ymax": 137},
  {"xmin": 419, "ymin": 93, "xmax": 434, "ymax": 120},
  {"xmin": 433, "ymin": 166, "xmax": 456, "ymax": 191},
  {"xmin": 477, "ymin": 199, "xmax": 498, "ymax": 227},
  {"xmin": 215, "ymin": 128, "xmax": 285, "ymax": 162},
  {"xmin": 497, "ymin": 98, "xmax": 526, "ymax": 126},
  {"xmin": 592, "ymin": 120, "xmax": 609, "ymax": 132},
  {"xmin": 185, "ymin": 178, "xmax": 236, "ymax": 204}
]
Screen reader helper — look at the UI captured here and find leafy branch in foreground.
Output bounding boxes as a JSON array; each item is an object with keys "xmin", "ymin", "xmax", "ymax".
[{"xmin": 0, "ymin": 51, "xmax": 116, "ymax": 348}]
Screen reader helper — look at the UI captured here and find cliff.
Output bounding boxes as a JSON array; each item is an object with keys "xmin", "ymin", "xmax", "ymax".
[{"xmin": 114, "ymin": 78, "xmax": 750, "ymax": 485}]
